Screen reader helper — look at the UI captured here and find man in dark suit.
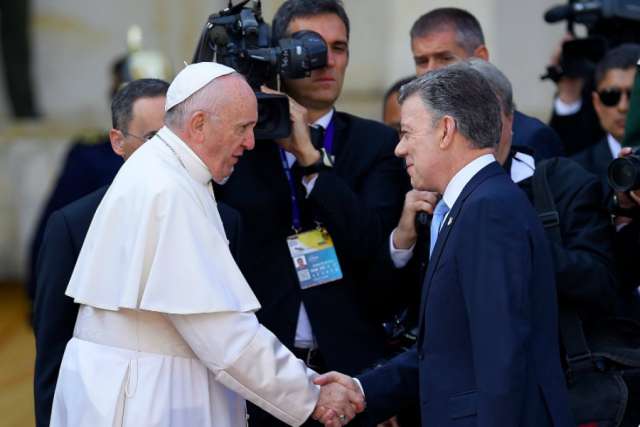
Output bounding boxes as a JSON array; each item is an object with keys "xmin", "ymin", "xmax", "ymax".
[
  {"xmin": 317, "ymin": 64, "xmax": 573, "ymax": 426},
  {"xmin": 573, "ymin": 44, "xmax": 640, "ymax": 198},
  {"xmin": 31, "ymin": 78, "xmax": 230, "ymax": 427},
  {"xmin": 215, "ymin": 1, "xmax": 406, "ymax": 425},
  {"xmin": 409, "ymin": 7, "xmax": 564, "ymax": 161}
]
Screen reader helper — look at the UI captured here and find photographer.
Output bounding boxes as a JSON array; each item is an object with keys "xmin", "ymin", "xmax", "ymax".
[
  {"xmin": 214, "ymin": 1, "xmax": 407, "ymax": 425},
  {"xmin": 573, "ymin": 44, "xmax": 640, "ymax": 199}
]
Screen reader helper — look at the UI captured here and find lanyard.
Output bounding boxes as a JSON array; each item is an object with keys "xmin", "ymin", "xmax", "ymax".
[{"xmin": 280, "ymin": 118, "xmax": 335, "ymax": 232}]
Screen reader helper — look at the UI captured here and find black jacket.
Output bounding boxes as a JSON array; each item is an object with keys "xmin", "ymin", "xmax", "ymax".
[
  {"xmin": 513, "ymin": 110, "xmax": 565, "ymax": 160},
  {"xmin": 572, "ymin": 136, "xmax": 614, "ymax": 200},
  {"xmin": 516, "ymin": 156, "xmax": 618, "ymax": 318},
  {"xmin": 215, "ymin": 111, "xmax": 407, "ymax": 375},
  {"xmin": 32, "ymin": 186, "xmax": 242, "ymax": 427}
]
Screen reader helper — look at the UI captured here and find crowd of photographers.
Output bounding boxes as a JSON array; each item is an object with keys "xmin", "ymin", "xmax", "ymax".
[{"xmin": 29, "ymin": 0, "xmax": 640, "ymax": 426}]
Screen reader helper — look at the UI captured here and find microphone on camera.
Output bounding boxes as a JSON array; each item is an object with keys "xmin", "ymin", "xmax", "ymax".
[{"xmin": 544, "ymin": 1, "xmax": 602, "ymax": 23}]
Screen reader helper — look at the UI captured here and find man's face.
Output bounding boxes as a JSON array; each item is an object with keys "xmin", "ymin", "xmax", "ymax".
[
  {"xmin": 383, "ymin": 91, "xmax": 402, "ymax": 132},
  {"xmin": 395, "ymin": 94, "xmax": 443, "ymax": 191},
  {"xmin": 112, "ymin": 96, "xmax": 166, "ymax": 160},
  {"xmin": 201, "ymin": 78, "xmax": 258, "ymax": 183},
  {"xmin": 593, "ymin": 67, "xmax": 635, "ymax": 142},
  {"xmin": 411, "ymin": 28, "xmax": 471, "ymax": 75},
  {"xmin": 282, "ymin": 13, "xmax": 349, "ymax": 111}
]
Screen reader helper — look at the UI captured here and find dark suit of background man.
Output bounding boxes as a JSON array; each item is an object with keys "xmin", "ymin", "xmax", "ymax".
[
  {"xmin": 319, "ymin": 64, "xmax": 573, "ymax": 426},
  {"xmin": 408, "ymin": 7, "xmax": 564, "ymax": 161},
  {"xmin": 32, "ymin": 79, "xmax": 241, "ymax": 427},
  {"xmin": 214, "ymin": 0, "xmax": 406, "ymax": 425}
]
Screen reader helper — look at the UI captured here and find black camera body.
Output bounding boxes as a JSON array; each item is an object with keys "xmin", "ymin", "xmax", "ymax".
[
  {"xmin": 542, "ymin": 0, "xmax": 640, "ymax": 81},
  {"xmin": 192, "ymin": 0, "xmax": 328, "ymax": 140}
]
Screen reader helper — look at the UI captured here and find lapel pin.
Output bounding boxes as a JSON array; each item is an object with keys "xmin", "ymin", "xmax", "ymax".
[{"xmin": 447, "ymin": 216, "xmax": 453, "ymax": 226}]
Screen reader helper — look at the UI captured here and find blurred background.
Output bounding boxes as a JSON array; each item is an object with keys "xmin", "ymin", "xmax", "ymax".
[{"xmin": 0, "ymin": 0, "xmax": 565, "ymax": 425}]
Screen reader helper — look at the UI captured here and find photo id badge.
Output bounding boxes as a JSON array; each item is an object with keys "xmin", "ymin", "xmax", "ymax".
[{"xmin": 287, "ymin": 228, "xmax": 343, "ymax": 289}]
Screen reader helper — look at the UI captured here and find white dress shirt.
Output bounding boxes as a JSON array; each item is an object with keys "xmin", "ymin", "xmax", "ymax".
[
  {"xmin": 287, "ymin": 109, "xmax": 334, "ymax": 349},
  {"xmin": 607, "ymin": 133, "xmax": 622, "ymax": 159}
]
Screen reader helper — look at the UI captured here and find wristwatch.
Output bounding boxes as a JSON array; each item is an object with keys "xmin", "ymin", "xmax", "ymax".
[{"xmin": 298, "ymin": 148, "xmax": 334, "ymax": 175}]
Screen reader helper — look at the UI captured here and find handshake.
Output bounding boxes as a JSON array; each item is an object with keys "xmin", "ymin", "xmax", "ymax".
[{"xmin": 311, "ymin": 372, "xmax": 365, "ymax": 426}]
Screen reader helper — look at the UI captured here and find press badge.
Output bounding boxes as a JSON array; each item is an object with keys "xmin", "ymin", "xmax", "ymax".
[{"xmin": 287, "ymin": 228, "xmax": 343, "ymax": 289}]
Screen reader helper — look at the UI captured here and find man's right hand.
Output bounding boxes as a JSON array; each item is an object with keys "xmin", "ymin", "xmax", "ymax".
[{"xmin": 393, "ymin": 190, "xmax": 440, "ymax": 249}]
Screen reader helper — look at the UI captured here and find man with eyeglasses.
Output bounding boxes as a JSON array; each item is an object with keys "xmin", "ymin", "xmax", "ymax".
[{"xmin": 573, "ymin": 43, "xmax": 640, "ymax": 197}]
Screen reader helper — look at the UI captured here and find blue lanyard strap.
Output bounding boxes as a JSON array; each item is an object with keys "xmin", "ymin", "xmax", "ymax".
[
  {"xmin": 279, "ymin": 147, "xmax": 303, "ymax": 232},
  {"xmin": 279, "ymin": 116, "xmax": 336, "ymax": 232}
]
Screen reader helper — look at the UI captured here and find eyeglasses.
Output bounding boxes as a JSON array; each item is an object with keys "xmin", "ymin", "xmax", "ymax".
[
  {"xmin": 597, "ymin": 88, "xmax": 632, "ymax": 107},
  {"xmin": 121, "ymin": 130, "xmax": 158, "ymax": 142}
]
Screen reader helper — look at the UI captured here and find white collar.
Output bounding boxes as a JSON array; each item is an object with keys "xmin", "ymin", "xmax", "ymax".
[
  {"xmin": 313, "ymin": 109, "xmax": 334, "ymax": 129},
  {"xmin": 510, "ymin": 151, "xmax": 536, "ymax": 183},
  {"xmin": 157, "ymin": 126, "xmax": 212, "ymax": 185},
  {"xmin": 442, "ymin": 154, "xmax": 496, "ymax": 209},
  {"xmin": 607, "ymin": 134, "xmax": 622, "ymax": 159}
]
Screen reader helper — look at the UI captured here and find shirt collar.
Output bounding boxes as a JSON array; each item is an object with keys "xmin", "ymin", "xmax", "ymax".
[
  {"xmin": 607, "ymin": 133, "xmax": 622, "ymax": 159},
  {"xmin": 442, "ymin": 153, "xmax": 496, "ymax": 209},
  {"xmin": 313, "ymin": 109, "xmax": 334, "ymax": 129},
  {"xmin": 157, "ymin": 126, "xmax": 212, "ymax": 185},
  {"xmin": 510, "ymin": 151, "xmax": 536, "ymax": 183}
]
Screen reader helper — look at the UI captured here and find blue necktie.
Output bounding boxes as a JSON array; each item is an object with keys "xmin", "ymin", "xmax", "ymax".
[{"xmin": 429, "ymin": 200, "xmax": 450, "ymax": 257}]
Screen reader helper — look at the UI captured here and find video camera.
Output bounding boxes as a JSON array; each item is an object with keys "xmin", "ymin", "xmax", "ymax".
[
  {"xmin": 541, "ymin": 0, "xmax": 640, "ymax": 81},
  {"xmin": 192, "ymin": 0, "xmax": 328, "ymax": 140}
]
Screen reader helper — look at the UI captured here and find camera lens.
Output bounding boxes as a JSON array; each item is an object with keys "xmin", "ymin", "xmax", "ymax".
[{"xmin": 608, "ymin": 155, "xmax": 640, "ymax": 192}]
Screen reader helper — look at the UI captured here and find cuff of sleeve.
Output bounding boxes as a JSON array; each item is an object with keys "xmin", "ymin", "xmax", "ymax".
[
  {"xmin": 353, "ymin": 377, "xmax": 365, "ymax": 397},
  {"xmin": 389, "ymin": 229, "xmax": 415, "ymax": 268},
  {"xmin": 217, "ymin": 325, "xmax": 320, "ymax": 426},
  {"xmin": 554, "ymin": 97, "xmax": 582, "ymax": 116}
]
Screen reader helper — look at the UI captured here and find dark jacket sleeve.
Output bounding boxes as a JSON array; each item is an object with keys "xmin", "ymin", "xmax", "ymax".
[
  {"xmin": 357, "ymin": 347, "xmax": 420, "ymax": 424},
  {"xmin": 548, "ymin": 160, "xmax": 618, "ymax": 315},
  {"xmin": 33, "ymin": 210, "xmax": 81, "ymax": 427}
]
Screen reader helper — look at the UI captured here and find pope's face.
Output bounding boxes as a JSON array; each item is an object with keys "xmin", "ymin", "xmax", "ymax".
[
  {"xmin": 282, "ymin": 13, "xmax": 349, "ymax": 111},
  {"xmin": 202, "ymin": 78, "xmax": 257, "ymax": 183}
]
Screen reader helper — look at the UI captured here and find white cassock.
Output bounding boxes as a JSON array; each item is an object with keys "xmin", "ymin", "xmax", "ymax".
[{"xmin": 50, "ymin": 126, "xmax": 319, "ymax": 427}]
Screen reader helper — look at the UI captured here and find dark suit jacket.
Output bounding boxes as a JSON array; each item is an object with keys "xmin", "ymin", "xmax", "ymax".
[
  {"xmin": 512, "ymin": 110, "xmax": 564, "ymax": 160},
  {"xmin": 359, "ymin": 162, "xmax": 573, "ymax": 427},
  {"xmin": 571, "ymin": 137, "xmax": 613, "ymax": 199},
  {"xmin": 514, "ymin": 155, "xmax": 618, "ymax": 319},
  {"xmin": 27, "ymin": 138, "xmax": 123, "ymax": 301},
  {"xmin": 215, "ymin": 111, "xmax": 407, "ymax": 376},
  {"xmin": 32, "ymin": 186, "xmax": 242, "ymax": 427},
  {"xmin": 549, "ymin": 94, "xmax": 604, "ymax": 156}
]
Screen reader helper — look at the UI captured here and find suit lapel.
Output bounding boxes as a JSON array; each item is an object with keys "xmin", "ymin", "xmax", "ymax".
[{"xmin": 417, "ymin": 162, "xmax": 505, "ymax": 340}]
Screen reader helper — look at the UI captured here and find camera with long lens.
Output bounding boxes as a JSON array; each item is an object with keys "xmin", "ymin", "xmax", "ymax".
[
  {"xmin": 541, "ymin": 0, "xmax": 640, "ymax": 82},
  {"xmin": 192, "ymin": 0, "xmax": 328, "ymax": 140},
  {"xmin": 608, "ymin": 147, "xmax": 640, "ymax": 192}
]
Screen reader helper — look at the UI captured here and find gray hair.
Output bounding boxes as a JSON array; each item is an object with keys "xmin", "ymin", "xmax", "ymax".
[
  {"xmin": 399, "ymin": 63, "xmax": 502, "ymax": 150},
  {"xmin": 164, "ymin": 72, "xmax": 242, "ymax": 129},
  {"xmin": 466, "ymin": 58, "xmax": 515, "ymax": 117},
  {"xmin": 410, "ymin": 8, "xmax": 484, "ymax": 55}
]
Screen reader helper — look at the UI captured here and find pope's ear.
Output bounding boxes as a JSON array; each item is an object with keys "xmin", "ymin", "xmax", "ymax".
[
  {"xmin": 109, "ymin": 129, "xmax": 126, "ymax": 157},
  {"xmin": 187, "ymin": 111, "xmax": 206, "ymax": 140}
]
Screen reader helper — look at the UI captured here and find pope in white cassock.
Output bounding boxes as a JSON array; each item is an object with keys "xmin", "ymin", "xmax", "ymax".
[{"xmin": 50, "ymin": 63, "xmax": 363, "ymax": 427}]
